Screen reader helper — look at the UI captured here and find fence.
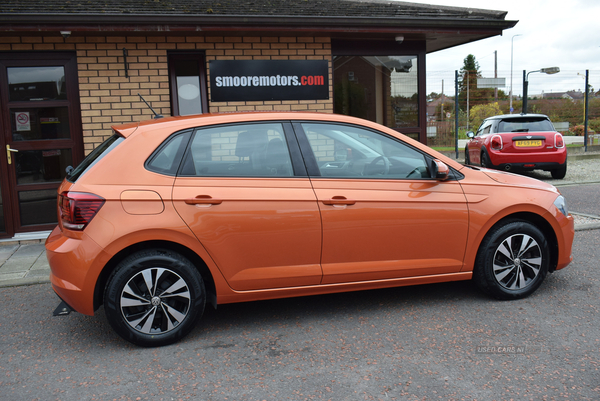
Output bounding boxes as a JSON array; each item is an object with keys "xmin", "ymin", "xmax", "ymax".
[{"xmin": 425, "ymin": 69, "xmax": 600, "ymax": 148}]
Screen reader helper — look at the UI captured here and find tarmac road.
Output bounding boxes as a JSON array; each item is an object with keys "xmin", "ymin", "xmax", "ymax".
[{"xmin": 0, "ymin": 228, "xmax": 599, "ymax": 400}]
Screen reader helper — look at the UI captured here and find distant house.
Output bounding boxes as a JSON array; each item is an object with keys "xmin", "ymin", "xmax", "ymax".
[
  {"xmin": 542, "ymin": 91, "xmax": 586, "ymax": 101},
  {"xmin": 427, "ymin": 96, "xmax": 455, "ymax": 122}
]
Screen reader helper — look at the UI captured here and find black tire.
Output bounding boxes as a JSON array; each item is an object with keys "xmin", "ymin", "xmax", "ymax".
[
  {"xmin": 464, "ymin": 147, "xmax": 471, "ymax": 165},
  {"xmin": 480, "ymin": 150, "xmax": 491, "ymax": 169},
  {"xmin": 551, "ymin": 162, "xmax": 567, "ymax": 179},
  {"xmin": 104, "ymin": 249, "xmax": 206, "ymax": 347},
  {"xmin": 473, "ymin": 220, "xmax": 550, "ymax": 300}
]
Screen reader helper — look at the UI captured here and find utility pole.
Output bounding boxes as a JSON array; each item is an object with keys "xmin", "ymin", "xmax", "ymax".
[
  {"xmin": 510, "ymin": 34, "xmax": 522, "ymax": 113},
  {"xmin": 441, "ymin": 80, "xmax": 444, "ymax": 122},
  {"xmin": 494, "ymin": 50, "xmax": 498, "ymax": 101},
  {"xmin": 466, "ymin": 71, "xmax": 470, "ymax": 131}
]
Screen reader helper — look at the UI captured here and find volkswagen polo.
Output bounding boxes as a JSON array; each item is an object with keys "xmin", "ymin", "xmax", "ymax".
[{"xmin": 46, "ymin": 112, "xmax": 574, "ymax": 347}]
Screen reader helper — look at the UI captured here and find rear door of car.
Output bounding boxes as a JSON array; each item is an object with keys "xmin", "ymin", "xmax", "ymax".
[
  {"xmin": 292, "ymin": 121, "xmax": 469, "ymax": 284},
  {"xmin": 172, "ymin": 121, "xmax": 322, "ymax": 291}
]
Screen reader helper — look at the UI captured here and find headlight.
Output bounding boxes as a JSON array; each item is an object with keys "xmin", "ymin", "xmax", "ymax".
[{"xmin": 554, "ymin": 195, "xmax": 569, "ymax": 217}]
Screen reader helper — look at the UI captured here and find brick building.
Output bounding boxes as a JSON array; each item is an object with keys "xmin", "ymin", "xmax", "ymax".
[{"xmin": 0, "ymin": 0, "xmax": 516, "ymax": 238}]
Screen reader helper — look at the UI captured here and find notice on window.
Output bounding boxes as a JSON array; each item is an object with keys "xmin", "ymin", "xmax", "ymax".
[{"xmin": 16, "ymin": 112, "xmax": 31, "ymax": 131}]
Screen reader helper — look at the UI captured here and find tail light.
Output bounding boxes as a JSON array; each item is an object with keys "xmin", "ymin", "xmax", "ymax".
[
  {"xmin": 555, "ymin": 133, "xmax": 565, "ymax": 148},
  {"xmin": 491, "ymin": 135, "xmax": 503, "ymax": 151},
  {"xmin": 59, "ymin": 192, "xmax": 105, "ymax": 231}
]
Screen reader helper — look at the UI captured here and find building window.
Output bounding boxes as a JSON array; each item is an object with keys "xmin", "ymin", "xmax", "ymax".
[
  {"xmin": 333, "ymin": 55, "xmax": 418, "ymax": 130},
  {"xmin": 168, "ymin": 53, "xmax": 208, "ymax": 116}
]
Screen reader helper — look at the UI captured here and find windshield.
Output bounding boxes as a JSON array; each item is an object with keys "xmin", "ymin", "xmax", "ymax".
[{"xmin": 498, "ymin": 117, "xmax": 555, "ymax": 133}]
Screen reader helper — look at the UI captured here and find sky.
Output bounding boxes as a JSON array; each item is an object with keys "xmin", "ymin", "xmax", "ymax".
[{"xmin": 421, "ymin": 0, "xmax": 600, "ymax": 97}]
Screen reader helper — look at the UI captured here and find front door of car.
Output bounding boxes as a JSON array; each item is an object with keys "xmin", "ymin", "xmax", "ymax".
[
  {"xmin": 172, "ymin": 122, "xmax": 323, "ymax": 291},
  {"xmin": 468, "ymin": 123, "xmax": 491, "ymax": 165},
  {"xmin": 293, "ymin": 122, "xmax": 469, "ymax": 284}
]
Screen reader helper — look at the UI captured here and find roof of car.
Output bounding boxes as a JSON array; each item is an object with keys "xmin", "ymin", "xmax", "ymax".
[{"xmin": 486, "ymin": 113, "xmax": 550, "ymax": 120}]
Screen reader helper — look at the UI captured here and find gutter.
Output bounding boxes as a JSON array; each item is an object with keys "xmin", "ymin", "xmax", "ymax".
[{"xmin": 0, "ymin": 14, "xmax": 518, "ymax": 32}]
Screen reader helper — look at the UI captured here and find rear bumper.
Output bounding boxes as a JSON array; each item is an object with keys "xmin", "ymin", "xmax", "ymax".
[
  {"xmin": 488, "ymin": 148, "xmax": 567, "ymax": 171},
  {"xmin": 46, "ymin": 226, "xmax": 104, "ymax": 316}
]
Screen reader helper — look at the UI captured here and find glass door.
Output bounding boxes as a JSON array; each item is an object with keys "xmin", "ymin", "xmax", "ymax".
[{"xmin": 0, "ymin": 52, "xmax": 83, "ymax": 237}]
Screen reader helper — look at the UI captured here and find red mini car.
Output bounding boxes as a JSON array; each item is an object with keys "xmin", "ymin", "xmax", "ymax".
[{"xmin": 465, "ymin": 114, "xmax": 567, "ymax": 179}]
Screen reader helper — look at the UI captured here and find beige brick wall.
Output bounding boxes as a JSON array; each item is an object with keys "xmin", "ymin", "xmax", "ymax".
[{"xmin": 0, "ymin": 35, "xmax": 333, "ymax": 154}]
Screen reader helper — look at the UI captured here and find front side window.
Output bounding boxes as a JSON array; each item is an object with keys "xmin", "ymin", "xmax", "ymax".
[
  {"xmin": 180, "ymin": 123, "xmax": 294, "ymax": 177},
  {"xmin": 301, "ymin": 123, "xmax": 429, "ymax": 179}
]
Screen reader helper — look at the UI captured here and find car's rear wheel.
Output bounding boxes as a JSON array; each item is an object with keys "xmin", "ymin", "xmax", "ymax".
[
  {"xmin": 480, "ymin": 151, "xmax": 491, "ymax": 169},
  {"xmin": 551, "ymin": 162, "xmax": 567, "ymax": 179},
  {"xmin": 473, "ymin": 220, "xmax": 550, "ymax": 300},
  {"xmin": 104, "ymin": 249, "xmax": 205, "ymax": 347}
]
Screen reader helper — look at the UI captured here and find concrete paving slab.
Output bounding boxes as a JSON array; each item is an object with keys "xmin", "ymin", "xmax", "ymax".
[
  {"xmin": 0, "ymin": 245, "xmax": 18, "ymax": 265},
  {"xmin": 30, "ymin": 252, "xmax": 49, "ymax": 271}
]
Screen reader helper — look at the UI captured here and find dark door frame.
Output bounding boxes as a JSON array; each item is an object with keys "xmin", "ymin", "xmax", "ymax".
[
  {"xmin": 167, "ymin": 51, "xmax": 209, "ymax": 116},
  {"xmin": 0, "ymin": 51, "xmax": 84, "ymax": 237}
]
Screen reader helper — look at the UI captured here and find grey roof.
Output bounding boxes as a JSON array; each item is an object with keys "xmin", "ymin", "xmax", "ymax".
[
  {"xmin": 0, "ymin": 0, "xmax": 507, "ymax": 19},
  {"xmin": 0, "ymin": 0, "xmax": 517, "ymax": 53}
]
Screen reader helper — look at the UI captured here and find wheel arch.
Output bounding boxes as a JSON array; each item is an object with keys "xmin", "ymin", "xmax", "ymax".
[
  {"xmin": 474, "ymin": 211, "xmax": 559, "ymax": 273},
  {"xmin": 93, "ymin": 240, "xmax": 218, "ymax": 312}
]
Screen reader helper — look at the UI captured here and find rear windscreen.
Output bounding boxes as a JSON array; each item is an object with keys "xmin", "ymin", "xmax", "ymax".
[
  {"xmin": 498, "ymin": 118, "xmax": 555, "ymax": 133},
  {"xmin": 67, "ymin": 133, "xmax": 124, "ymax": 182}
]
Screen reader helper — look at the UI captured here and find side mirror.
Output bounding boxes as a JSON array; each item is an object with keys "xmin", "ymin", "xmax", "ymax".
[
  {"xmin": 430, "ymin": 159, "xmax": 450, "ymax": 181},
  {"xmin": 467, "ymin": 131, "xmax": 475, "ymax": 139}
]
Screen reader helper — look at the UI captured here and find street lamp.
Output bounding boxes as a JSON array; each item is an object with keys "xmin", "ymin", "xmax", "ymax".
[
  {"xmin": 509, "ymin": 34, "xmax": 522, "ymax": 113},
  {"xmin": 522, "ymin": 67, "xmax": 560, "ymax": 114}
]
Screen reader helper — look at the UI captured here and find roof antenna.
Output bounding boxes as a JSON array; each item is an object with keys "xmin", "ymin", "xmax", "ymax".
[{"xmin": 138, "ymin": 93, "xmax": 163, "ymax": 119}]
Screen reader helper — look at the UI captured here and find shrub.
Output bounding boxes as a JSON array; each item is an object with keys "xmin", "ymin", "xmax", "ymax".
[{"xmin": 570, "ymin": 125, "xmax": 596, "ymax": 136}]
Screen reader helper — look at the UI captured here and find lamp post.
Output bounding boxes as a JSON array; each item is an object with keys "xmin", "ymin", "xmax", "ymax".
[
  {"xmin": 522, "ymin": 67, "xmax": 560, "ymax": 114},
  {"xmin": 509, "ymin": 34, "xmax": 522, "ymax": 113}
]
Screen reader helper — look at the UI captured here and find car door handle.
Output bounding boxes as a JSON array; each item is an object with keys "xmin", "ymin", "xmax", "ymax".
[
  {"xmin": 185, "ymin": 195, "xmax": 223, "ymax": 205},
  {"xmin": 322, "ymin": 196, "xmax": 356, "ymax": 206}
]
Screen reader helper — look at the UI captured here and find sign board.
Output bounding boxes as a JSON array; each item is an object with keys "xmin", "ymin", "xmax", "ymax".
[
  {"xmin": 553, "ymin": 122, "xmax": 569, "ymax": 132},
  {"xmin": 210, "ymin": 60, "xmax": 329, "ymax": 102},
  {"xmin": 15, "ymin": 111, "xmax": 30, "ymax": 131},
  {"xmin": 477, "ymin": 78, "xmax": 506, "ymax": 89},
  {"xmin": 427, "ymin": 126, "xmax": 437, "ymax": 137}
]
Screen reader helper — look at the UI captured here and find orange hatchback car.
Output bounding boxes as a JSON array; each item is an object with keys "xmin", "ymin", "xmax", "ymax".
[{"xmin": 46, "ymin": 112, "xmax": 574, "ymax": 347}]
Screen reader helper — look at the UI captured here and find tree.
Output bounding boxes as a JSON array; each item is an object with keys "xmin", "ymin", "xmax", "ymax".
[
  {"xmin": 470, "ymin": 102, "xmax": 503, "ymax": 130},
  {"xmin": 458, "ymin": 54, "xmax": 499, "ymax": 112},
  {"xmin": 458, "ymin": 54, "xmax": 480, "ymax": 112}
]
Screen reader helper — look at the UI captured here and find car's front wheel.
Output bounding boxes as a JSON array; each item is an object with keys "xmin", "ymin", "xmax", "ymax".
[
  {"xmin": 473, "ymin": 220, "xmax": 550, "ymax": 300},
  {"xmin": 464, "ymin": 147, "xmax": 471, "ymax": 165},
  {"xmin": 104, "ymin": 249, "xmax": 206, "ymax": 347}
]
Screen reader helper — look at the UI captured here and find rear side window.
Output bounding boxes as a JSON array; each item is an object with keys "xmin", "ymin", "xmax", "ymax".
[
  {"xmin": 179, "ymin": 123, "xmax": 294, "ymax": 177},
  {"xmin": 146, "ymin": 130, "xmax": 192, "ymax": 176},
  {"xmin": 67, "ymin": 133, "xmax": 124, "ymax": 182}
]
